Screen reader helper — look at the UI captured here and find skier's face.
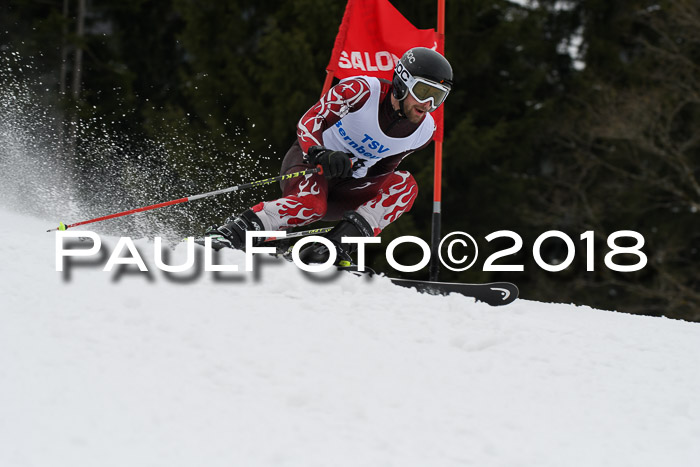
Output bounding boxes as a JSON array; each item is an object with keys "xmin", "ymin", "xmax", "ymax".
[{"xmin": 402, "ymin": 93, "xmax": 432, "ymax": 124}]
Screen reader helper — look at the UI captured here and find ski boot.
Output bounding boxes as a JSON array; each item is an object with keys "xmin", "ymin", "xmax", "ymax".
[
  {"xmin": 298, "ymin": 211, "xmax": 374, "ymax": 267},
  {"xmin": 205, "ymin": 209, "xmax": 265, "ymax": 251}
]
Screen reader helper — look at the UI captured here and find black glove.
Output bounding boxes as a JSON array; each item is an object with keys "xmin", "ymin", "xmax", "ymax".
[{"xmin": 307, "ymin": 145, "xmax": 353, "ymax": 178}]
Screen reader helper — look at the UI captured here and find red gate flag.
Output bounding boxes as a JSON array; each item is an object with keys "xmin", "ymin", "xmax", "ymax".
[
  {"xmin": 324, "ymin": 0, "xmax": 445, "ymax": 140},
  {"xmin": 327, "ymin": 0, "xmax": 438, "ymax": 80}
]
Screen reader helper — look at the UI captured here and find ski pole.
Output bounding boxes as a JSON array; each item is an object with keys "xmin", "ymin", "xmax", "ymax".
[
  {"xmin": 263, "ymin": 226, "xmax": 332, "ymax": 242},
  {"xmin": 195, "ymin": 226, "xmax": 333, "ymax": 245},
  {"xmin": 47, "ymin": 167, "xmax": 321, "ymax": 232}
]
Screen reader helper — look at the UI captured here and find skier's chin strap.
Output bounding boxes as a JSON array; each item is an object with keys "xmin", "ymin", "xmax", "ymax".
[
  {"xmin": 384, "ymin": 93, "xmax": 408, "ymax": 133},
  {"xmin": 396, "ymin": 98, "xmax": 407, "ymax": 119},
  {"xmin": 386, "ymin": 104, "xmax": 407, "ymax": 134}
]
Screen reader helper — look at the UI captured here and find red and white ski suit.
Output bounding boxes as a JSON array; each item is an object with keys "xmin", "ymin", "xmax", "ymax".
[{"xmin": 251, "ymin": 76, "xmax": 435, "ymax": 236}]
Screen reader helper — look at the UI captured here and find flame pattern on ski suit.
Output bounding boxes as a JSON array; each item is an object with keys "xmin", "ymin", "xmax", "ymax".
[
  {"xmin": 296, "ymin": 78, "xmax": 371, "ymax": 153},
  {"xmin": 356, "ymin": 171, "xmax": 418, "ymax": 234},
  {"xmin": 252, "ymin": 175, "xmax": 325, "ymax": 230}
]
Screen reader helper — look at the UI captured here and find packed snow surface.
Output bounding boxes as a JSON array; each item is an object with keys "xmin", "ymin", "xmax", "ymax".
[{"xmin": 2, "ymin": 207, "xmax": 700, "ymax": 467}]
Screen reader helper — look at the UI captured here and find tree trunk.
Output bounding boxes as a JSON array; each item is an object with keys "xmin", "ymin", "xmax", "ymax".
[
  {"xmin": 58, "ymin": 0, "xmax": 70, "ymax": 160},
  {"xmin": 67, "ymin": 0, "xmax": 86, "ymax": 159},
  {"xmin": 72, "ymin": 0, "xmax": 86, "ymax": 100},
  {"xmin": 59, "ymin": 0, "xmax": 69, "ymax": 96}
]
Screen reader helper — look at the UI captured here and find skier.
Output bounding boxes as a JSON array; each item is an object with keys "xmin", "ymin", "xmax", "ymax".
[{"xmin": 206, "ymin": 47, "xmax": 453, "ymax": 265}]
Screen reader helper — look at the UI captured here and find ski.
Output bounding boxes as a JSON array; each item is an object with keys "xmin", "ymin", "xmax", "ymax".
[
  {"xmin": 190, "ymin": 227, "xmax": 333, "ymax": 250},
  {"xmin": 386, "ymin": 278, "xmax": 518, "ymax": 306},
  {"xmin": 338, "ymin": 266, "xmax": 518, "ymax": 306},
  {"xmin": 192, "ymin": 235, "xmax": 519, "ymax": 306}
]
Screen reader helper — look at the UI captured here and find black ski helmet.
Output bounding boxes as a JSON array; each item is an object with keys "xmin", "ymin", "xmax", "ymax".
[{"xmin": 392, "ymin": 47, "xmax": 453, "ymax": 104}]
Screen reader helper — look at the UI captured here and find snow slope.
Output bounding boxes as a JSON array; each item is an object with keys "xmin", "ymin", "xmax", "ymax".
[{"xmin": 1, "ymin": 206, "xmax": 699, "ymax": 467}]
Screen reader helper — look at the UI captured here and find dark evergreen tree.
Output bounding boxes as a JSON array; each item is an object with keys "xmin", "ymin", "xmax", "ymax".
[{"xmin": 3, "ymin": 0, "xmax": 697, "ymax": 320}]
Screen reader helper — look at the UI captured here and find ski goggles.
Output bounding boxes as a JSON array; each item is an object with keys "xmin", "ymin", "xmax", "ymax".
[{"xmin": 395, "ymin": 62, "xmax": 451, "ymax": 111}]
